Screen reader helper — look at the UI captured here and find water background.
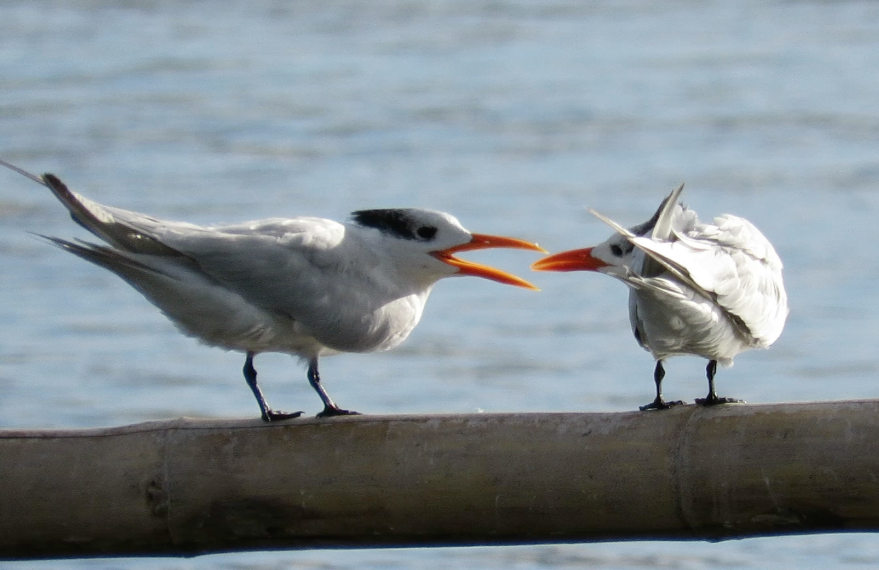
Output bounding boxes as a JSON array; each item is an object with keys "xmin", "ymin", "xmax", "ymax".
[{"xmin": 3, "ymin": 0, "xmax": 879, "ymax": 568}]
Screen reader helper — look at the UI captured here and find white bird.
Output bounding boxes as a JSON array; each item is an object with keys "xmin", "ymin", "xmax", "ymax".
[
  {"xmin": 1, "ymin": 159, "xmax": 545, "ymax": 420},
  {"xmin": 532, "ymin": 184, "xmax": 788, "ymax": 410}
]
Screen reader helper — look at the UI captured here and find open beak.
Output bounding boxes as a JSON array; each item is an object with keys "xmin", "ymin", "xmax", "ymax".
[
  {"xmin": 531, "ymin": 247, "xmax": 608, "ymax": 272},
  {"xmin": 432, "ymin": 233, "xmax": 547, "ymax": 290}
]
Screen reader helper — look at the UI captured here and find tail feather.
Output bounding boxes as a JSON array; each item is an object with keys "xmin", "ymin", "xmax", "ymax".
[
  {"xmin": 650, "ymin": 183, "xmax": 684, "ymax": 241},
  {"xmin": 0, "ymin": 158, "xmax": 45, "ymax": 186},
  {"xmin": 40, "ymin": 173, "xmax": 185, "ymax": 257},
  {"xmin": 641, "ymin": 183, "xmax": 684, "ymax": 278},
  {"xmin": 1, "ymin": 158, "xmax": 188, "ymax": 258},
  {"xmin": 36, "ymin": 234, "xmax": 172, "ymax": 279},
  {"xmin": 590, "ymin": 184, "xmax": 687, "ymax": 281}
]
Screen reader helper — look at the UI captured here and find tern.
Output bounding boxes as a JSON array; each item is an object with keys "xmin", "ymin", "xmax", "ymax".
[
  {"xmin": 1, "ymin": 159, "xmax": 545, "ymax": 420},
  {"xmin": 532, "ymin": 184, "xmax": 788, "ymax": 410}
]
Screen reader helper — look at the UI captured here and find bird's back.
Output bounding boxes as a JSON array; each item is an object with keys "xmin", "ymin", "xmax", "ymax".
[{"xmin": 39, "ymin": 174, "xmax": 432, "ymax": 357}]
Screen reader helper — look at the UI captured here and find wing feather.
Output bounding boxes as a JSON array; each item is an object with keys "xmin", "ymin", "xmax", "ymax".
[
  {"xmin": 591, "ymin": 207, "xmax": 787, "ymax": 346},
  {"xmin": 631, "ymin": 216, "xmax": 787, "ymax": 345},
  {"xmin": 36, "ymin": 173, "xmax": 395, "ymax": 343}
]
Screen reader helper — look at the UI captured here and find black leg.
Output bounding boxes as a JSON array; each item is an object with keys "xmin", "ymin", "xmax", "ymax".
[
  {"xmin": 307, "ymin": 357, "xmax": 359, "ymax": 418},
  {"xmin": 640, "ymin": 360, "xmax": 685, "ymax": 411},
  {"xmin": 243, "ymin": 352, "xmax": 303, "ymax": 422},
  {"xmin": 695, "ymin": 359, "xmax": 743, "ymax": 406}
]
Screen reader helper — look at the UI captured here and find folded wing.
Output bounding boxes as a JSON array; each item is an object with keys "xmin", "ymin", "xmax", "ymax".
[{"xmin": 591, "ymin": 204, "xmax": 788, "ymax": 347}]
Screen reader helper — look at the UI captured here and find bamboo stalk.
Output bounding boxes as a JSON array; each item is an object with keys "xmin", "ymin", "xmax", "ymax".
[{"xmin": 2, "ymin": 400, "xmax": 878, "ymax": 559}]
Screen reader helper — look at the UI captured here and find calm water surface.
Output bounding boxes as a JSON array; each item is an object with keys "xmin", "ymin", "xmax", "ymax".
[{"xmin": 3, "ymin": 0, "xmax": 879, "ymax": 568}]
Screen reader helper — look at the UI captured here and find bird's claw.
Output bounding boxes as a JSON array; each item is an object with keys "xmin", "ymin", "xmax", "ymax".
[
  {"xmin": 316, "ymin": 406, "xmax": 360, "ymax": 418},
  {"xmin": 695, "ymin": 396, "xmax": 744, "ymax": 406},
  {"xmin": 262, "ymin": 409, "xmax": 304, "ymax": 422},
  {"xmin": 639, "ymin": 399, "xmax": 686, "ymax": 411}
]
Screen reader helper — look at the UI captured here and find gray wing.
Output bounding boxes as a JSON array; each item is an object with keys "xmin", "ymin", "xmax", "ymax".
[
  {"xmin": 40, "ymin": 173, "xmax": 196, "ymax": 257},
  {"xmin": 591, "ymin": 203, "xmax": 787, "ymax": 346},
  {"xmin": 160, "ymin": 217, "xmax": 387, "ymax": 313},
  {"xmin": 630, "ymin": 214, "xmax": 788, "ymax": 346},
  {"xmin": 37, "ymin": 172, "xmax": 391, "ymax": 340},
  {"xmin": 157, "ymin": 220, "xmax": 422, "ymax": 352}
]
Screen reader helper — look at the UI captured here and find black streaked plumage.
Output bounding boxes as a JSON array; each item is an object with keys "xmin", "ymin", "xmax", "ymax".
[{"xmin": 351, "ymin": 209, "xmax": 438, "ymax": 242}]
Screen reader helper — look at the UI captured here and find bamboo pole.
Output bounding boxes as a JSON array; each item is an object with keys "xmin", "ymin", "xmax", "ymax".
[{"xmin": 1, "ymin": 400, "xmax": 879, "ymax": 559}]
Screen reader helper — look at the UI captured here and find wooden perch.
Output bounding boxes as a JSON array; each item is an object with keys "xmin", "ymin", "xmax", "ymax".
[{"xmin": 2, "ymin": 400, "xmax": 879, "ymax": 559}]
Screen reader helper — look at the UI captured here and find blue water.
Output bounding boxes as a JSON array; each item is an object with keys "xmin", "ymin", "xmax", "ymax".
[{"xmin": 3, "ymin": 0, "xmax": 879, "ymax": 567}]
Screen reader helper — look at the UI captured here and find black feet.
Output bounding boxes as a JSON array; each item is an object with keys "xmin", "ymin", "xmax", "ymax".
[
  {"xmin": 696, "ymin": 360, "xmax": 743, "ymax": 406},
  {"xmin": 695, "ymin": 395, "xmax": 744, "ymax": 406},
  {"xmin": 639, "ymin": 359, "xmax": 744, "ymax": 410},
  {"xmin": 316, "ymin": 405, "xmax": 360, "ymax": 418},
  {"xmin": 639, "ymin": 398, "xmax": 686, "ymax": 411},
  {"xmin": 307, "ymin": 358, "xmax": 359, "ymax": 418},
  {"xmin": 244, "ymin": 352, "xmax": 305, "ymax": 423},
  {"xmin": 262, "ymin": 409, "xmax": 305, "ymax": 422},
  {"xmin": 244, "ymin": 353, "xmax": 361, "ymax": 421},
  {"xmin": 639, "ymin": 361, "xmax": 684, "ymax": 411}
]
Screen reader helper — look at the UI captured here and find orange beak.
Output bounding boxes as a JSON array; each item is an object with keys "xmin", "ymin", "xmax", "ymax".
[
  {"xmin": 432, "ymin": 233, "xmax": 547, "ymax": 290},
  {"xmin": 531, "ymin": 247, "xmax": 609, "ymax": 272}
]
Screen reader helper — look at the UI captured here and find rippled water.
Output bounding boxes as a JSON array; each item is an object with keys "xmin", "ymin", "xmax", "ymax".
[{"xmin": 3, "ymin": 0, "xmax": 879, "ymax": 568}]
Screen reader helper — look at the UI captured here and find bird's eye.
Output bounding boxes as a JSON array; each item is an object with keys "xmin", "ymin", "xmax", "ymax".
[
  {"xmin": 417, "ymin": 226, "xmax": 437, "ymax": 240},
  {"xmin": 610, "ymin": 244, "xmax": 624, "ymax": 257}
]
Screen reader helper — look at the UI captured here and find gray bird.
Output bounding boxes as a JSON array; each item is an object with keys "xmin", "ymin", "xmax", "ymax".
[{"xmin": 2, "ymin": 159, "xmax": 545, "ymax": 420}]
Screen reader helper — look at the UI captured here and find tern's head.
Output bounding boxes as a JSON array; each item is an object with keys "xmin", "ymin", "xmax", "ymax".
[
  {"xmin": 530, "ymin": 206, "xmax": 668, "ymax": 274},
  {"xmin": 530, "ymin": 232, "xmax": 636, "ymax": 274},
  {"xmin": 350, "ymin": 208, "xmax": 545, "ymax": 289},
  {"xmin": 531, "ymin": 189, "xmax": 680, "ymax": 274}
]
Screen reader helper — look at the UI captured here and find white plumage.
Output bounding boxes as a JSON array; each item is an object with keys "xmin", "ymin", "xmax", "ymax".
[
  {"xmin": 533, "ymin": 184, "xmax": 788, "ymax": 409},
  {"xmin": 1, "ymin": 159, "xmax": 544, "ymax": 420}
]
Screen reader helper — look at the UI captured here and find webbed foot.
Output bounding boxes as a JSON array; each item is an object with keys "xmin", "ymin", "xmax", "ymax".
[
  {"xmin": 639, "ymin": 398, "xmax": 686, "ymax": 411},
  {"xmin": 695, "ymin": 395, "xmax": 744, "ymax": 406},
  {"xmin": 316, "ymin": 406, "xmax": 361, "ymax": 418},
  {"xmin": 262, "ymin": 409, "xmax": 304, "ymax": 422}
]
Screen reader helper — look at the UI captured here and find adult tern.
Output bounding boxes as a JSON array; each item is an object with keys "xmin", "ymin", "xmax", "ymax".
[
  {"xmin": 1, "ymin": 159, "xmax": 545, "ymax": 420},
  {"xmin": 532, "ymin": 184, "xmax": 788, "ymax": 410}
]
